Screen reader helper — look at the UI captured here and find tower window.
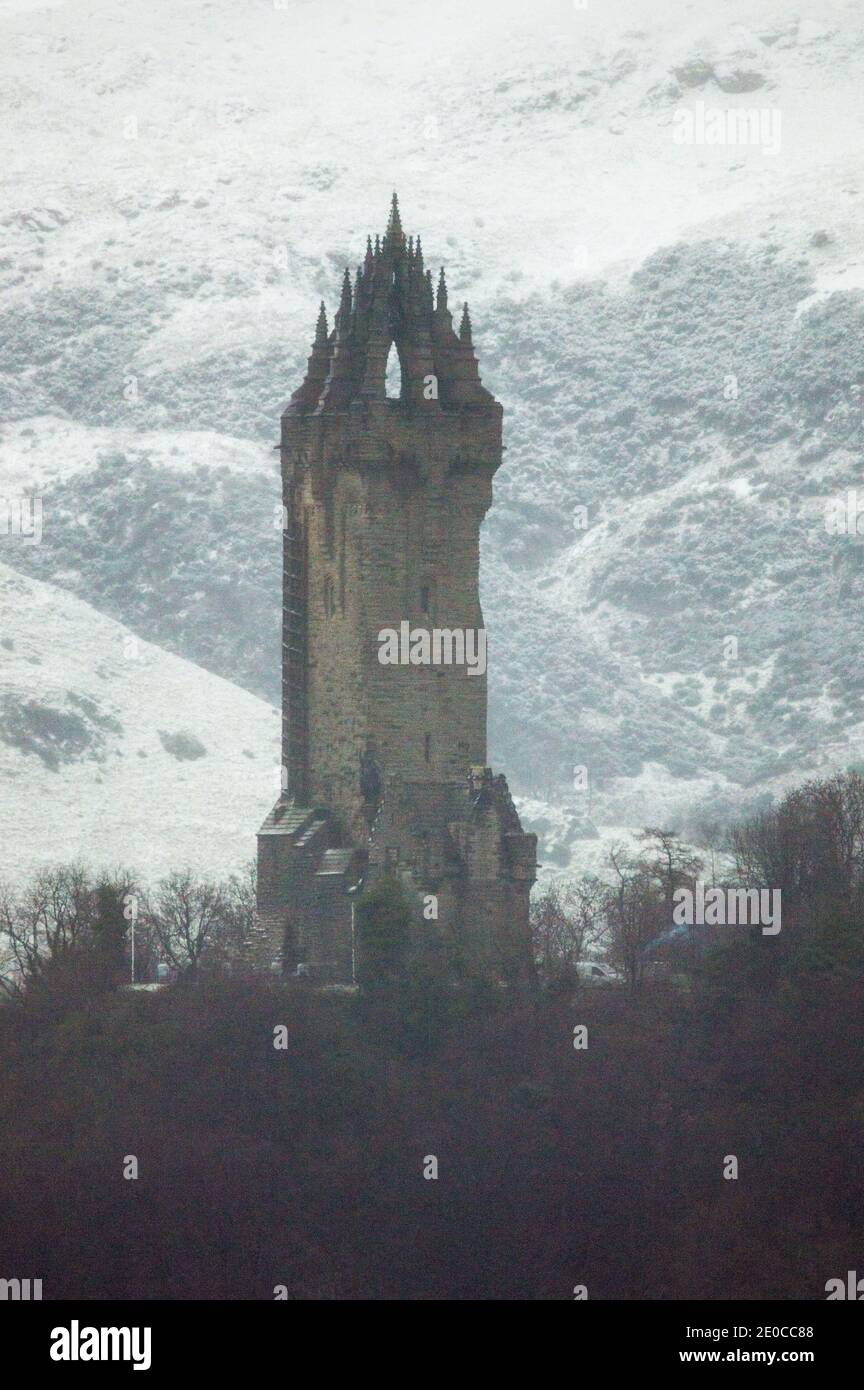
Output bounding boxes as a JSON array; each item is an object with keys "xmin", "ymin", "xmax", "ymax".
[
  {"xmin": 424, "ymin": 733, "xmax": 432, "ymax": 764},
  {"xmin": 324, "ymin": 577, "xmax": 335, "ymax": 617},
  {"xmin": 420, "ymin": 585, "xmax": 430, "ymax": 614},
  {"xmin": 385, "ymin": 341, "xmax": 402, "ymax": 400}
]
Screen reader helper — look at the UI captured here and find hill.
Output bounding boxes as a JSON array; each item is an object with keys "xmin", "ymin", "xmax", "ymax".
[{"xmin": 0, "ymin": 563, "xmax": 279, "ymax": 881}]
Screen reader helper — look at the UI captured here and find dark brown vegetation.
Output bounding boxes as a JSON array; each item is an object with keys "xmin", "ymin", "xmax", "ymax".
[{"xmin": 0, "ymin": 773, "xmax": 863, "ymax": 1301}]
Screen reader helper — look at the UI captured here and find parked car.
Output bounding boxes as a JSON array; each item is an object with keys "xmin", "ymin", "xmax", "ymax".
[{"xmin": 575, "ymin": 960, "xmax": 622, "ymax": 984}]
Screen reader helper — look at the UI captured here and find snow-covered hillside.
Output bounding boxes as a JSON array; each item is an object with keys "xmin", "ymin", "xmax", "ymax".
[
  {"xmin": 2, "ymin": 0, "xmax": 863, "ymax": 324},
  {"xmin": 0, "ymin": 563, "xmax": 279, "ymax": 881},
  {"xmin": 0, "ymin": 417, "xmax": 282, "ymax": 700},
  {"xmin": 2, "ymin": 0, "xmax": 864, "ymax": 880}
]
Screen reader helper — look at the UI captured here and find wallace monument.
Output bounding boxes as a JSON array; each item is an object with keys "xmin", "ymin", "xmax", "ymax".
[{"xmin": 245, "ymin": 196, "xmax": 537, "ymax": 982}]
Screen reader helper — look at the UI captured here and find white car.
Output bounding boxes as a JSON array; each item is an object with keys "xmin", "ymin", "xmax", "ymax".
[{"xmin": 575, "ymin": 960, "xmax": 622, "ymax": 984}]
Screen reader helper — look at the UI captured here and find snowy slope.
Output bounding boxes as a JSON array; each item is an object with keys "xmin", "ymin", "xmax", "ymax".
[
  {"xmin": 2, "ymin": 0, "xmax": 864, "ymax": 878},
  {"xmin": 0, "ymin": 419, "xmax": 282, "ymax": 701},
  {"xmin": 1, "ymin": 4, "xmax": 862, "ymax": 285},
  {"xmin": 0, "ymin": 562, "xmax": 279, "ymax": 881},
  {"xmin": 2, "ymin": 0, "xmax": 864, "ymax": 438},
  {"xmin": 0, "ymin": 416, "xmax": 273, "ymax": 496}
]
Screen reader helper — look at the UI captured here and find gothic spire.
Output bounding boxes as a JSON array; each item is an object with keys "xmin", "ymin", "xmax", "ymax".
[
  {"xmin": 386, "ymin": 191, "xmax": 403, "ymax": 244},
  {"xmin": 436, "ymin": 266, "xmax": 448, "ymax": 313},
  {"xmin": 459, "ymin": 302, "xmax": 472, "ymax": 343},
  {"xmin": 286, "ymin": 299, "xmax": 332, "ymax": 414},
  {"xmin": 336, "ymin": 268, "xmax": 352, "ymax": 329}
]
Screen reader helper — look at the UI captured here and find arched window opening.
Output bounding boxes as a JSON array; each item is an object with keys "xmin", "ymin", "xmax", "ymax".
[
  {"xmin": 424, "ymin": 733, "xmax": 432, "ymax": 764},
  {"xmin": 385, "ymin": 341, "xmax": 403, "ymax": 400}
]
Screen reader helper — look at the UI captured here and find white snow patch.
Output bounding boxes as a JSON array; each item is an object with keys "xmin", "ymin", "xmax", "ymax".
[{"xmin": 0, "ymin": 563, "xmax": 279, "ymax": 883}]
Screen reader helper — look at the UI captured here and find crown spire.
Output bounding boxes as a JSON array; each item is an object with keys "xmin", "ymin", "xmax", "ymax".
[
  {"xmin": 314, "ymin": 300, "xmax": 328, "ymax": 345},
  {"xmin": 387, "ymin": 191, "xmax": 403, "ymax": 243},
  {"xmin": 330, "ymin": 269, "xmax": 352, "ymax": 349},
  {"xmin": 285, "ymin": 204, "xmax": 495, "ymax": 415},
  {"xmin": 436, "ymin": 266, "xmax": 448, "ymax": 313},
  {"xmin": 340, "ymin": 266, "xmax": 352, "ymax": 302}
]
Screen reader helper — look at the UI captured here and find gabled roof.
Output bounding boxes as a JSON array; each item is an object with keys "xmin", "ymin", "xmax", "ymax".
[{"xmin": 257, "ymin": 801, "xmax": 315, "ymax": 837}]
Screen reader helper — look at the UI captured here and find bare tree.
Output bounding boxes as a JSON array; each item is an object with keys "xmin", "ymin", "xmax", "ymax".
[
  {"xmin": 530, "ymin": 875, "xmax": 605, "ymax": 983},
  {"xmin": 0, "ymin": 880, "xmax": 22, "ymax": 999},
  {"xmin": 212, "ymin": 861, "xmax": 257, "ymax": 970},
  {"xmin": 731, "ymin": 773, "xmax": 864, "ymax": 904},
  {"xmin": 144, "ymin": 870, "xmax": 228, "ymax": 979},
  {"xmin": 0, "ymin": 864, "xmax": 138, "ymax": 998},
  {"xmin": 0, "ymin": 864, "xmax": 95, "ymax": 997},
  {"xmin": 603, "ymin": 847, "xmax": 665, "ymax": 989},
  {"xmin": 728, "ymin": 772, "xmax": 864, "ymax": 971},
  {"xmin": 638, "ymin": 827, "xmax": 704, "ymax": 920}
]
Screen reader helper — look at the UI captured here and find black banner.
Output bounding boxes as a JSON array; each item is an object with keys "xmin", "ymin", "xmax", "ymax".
[{"xmin": 5, "ymin": 1299, "xmax": 859, "ymax": 1376}]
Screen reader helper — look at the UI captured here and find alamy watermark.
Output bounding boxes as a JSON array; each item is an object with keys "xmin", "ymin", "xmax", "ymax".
[
  {"xmin": 673, "ymin": 101, "xmax": 782, "ymax": 155},
  {"xmin": 825, "ymin": 488, "xmax": 864, "ymax": 538},
  {"xmin": 0, "ymin": 496, "xmax": 42, "ymax": 545},
  {"xmin": 672, "ymin": 882, "xmax": 781, "ymax": 935},
  {"xmin": 377, "ymin": 623, "xmax": 486, "ymax": 677},
  {"xmin": 826, "ymin": 1271, "xmax": 864, "ymax": 1300},
  {"xmin": 0, "ymin": 1276, "xmax": 42, "ymax": 1300},
  {"xmin": 50, "ymin": 1322, "xmax": 151, "ymax": 1371}
]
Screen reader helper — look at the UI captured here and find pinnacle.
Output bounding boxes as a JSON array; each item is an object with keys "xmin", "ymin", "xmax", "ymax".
[
  {"xmin": 335, "ymin": 268, "xmax": 352, "ymax": 332},
  {"xmin": 436, "ymin": 265, "xmax": 448, "ymax": 312},
  {"xmin": 387, "ymin": 190, "xmax": 403, "ymax": 240}
]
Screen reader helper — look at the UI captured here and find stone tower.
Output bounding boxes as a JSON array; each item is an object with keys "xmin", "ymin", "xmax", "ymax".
[{"xmin": 249, "ymin": 196, "xmax": 536, "ymax": 982}]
